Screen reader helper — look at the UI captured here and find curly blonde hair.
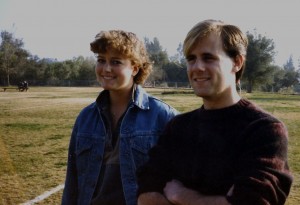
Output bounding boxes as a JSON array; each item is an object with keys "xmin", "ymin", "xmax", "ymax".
[{"xmin": 90, "ymin": 30, "xmax": 152, "ymax": 84}]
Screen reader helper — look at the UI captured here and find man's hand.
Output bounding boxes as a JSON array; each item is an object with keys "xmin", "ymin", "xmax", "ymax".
[
  {"xmin": 138, "ymin": 192, "xmax": 174, "ymax": 205},
  {"xmin": 163, "ymin": 179, "xmax": 232, "ymax": 205},
  {"xmin": 164, "ymin": 179, "xmax": 200, "ymax": 204}
]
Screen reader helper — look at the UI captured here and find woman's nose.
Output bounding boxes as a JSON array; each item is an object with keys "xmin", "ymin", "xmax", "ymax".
[{"xmin": 103, "ymin": 63, "xmax": 112, "ymax": 72}]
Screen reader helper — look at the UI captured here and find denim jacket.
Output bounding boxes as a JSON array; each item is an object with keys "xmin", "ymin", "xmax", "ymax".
[{"xmin": 62, "ymin": 85, "xmax": 178, "ymax": 205}]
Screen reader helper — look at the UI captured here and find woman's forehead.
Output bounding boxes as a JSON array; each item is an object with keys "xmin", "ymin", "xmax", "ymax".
[{"xmin": 96, "ymin": 50, "xmax": 129, "ymax": 59}]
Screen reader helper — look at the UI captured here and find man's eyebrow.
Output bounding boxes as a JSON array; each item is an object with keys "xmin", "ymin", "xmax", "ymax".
[
  {"xmin": 202, "ymin": 52, "xmax": 214, "ymax": 56},
  {"xmin": 185, "ymin": 54, "xmax": 195, "ymax": 58}
]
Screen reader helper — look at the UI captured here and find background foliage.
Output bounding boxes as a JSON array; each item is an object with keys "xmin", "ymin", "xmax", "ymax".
[{"xmin": 0, "ymin": 30, "xmax": 299, "ymax": 92}]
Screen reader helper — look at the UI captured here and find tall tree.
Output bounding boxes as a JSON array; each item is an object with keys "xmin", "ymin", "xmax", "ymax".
[
  {"xmin": 25, "ymin": 56, "xmax": 49, "ymax": 85},
  {"xmin": 75, "ymin": 56, "xmax": 96, "ymax": 85},
  {"xmin": 163, "ymin": 62, "xmax": 188, "ymax": 84},
  {"xmin": 0, "ymin": 31, "xmax": 29, "ymax": 85},
  {"xmin": 262, "ymin": 65, "xmax": 285, "ymax": 92},
  {"xmin": 284, "ymin": 55, "xmax": 295, "ymax": 71},
  {"xmin": 44, "ymin": 61, "xmax": 61, "ymax": 85},
  {"xmin": 280, "ymin": 56, "xmax": 300, "ymax": 89},
  {"xmin": 144, "ymin": 37, "xmax": 169, "ymax": 83},
  {"xmin": 165, "ymin": 43, "xmax": 189, "ymax": 85},
  {"xmin": 170, "ymin": 43, "xmax": 186, "ymax": 65},
  {"xmin": 243, "ymin": 32, "xmax": 276, "ymax": 93}
]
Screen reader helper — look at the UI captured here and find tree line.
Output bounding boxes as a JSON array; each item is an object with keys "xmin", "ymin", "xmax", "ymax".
[{"xmin": 0, "ymin": 30, "xmax": 299, "ymax": 93}]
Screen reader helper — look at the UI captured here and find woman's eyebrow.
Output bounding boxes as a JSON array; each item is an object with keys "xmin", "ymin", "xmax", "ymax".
[{"xmin": 110, "ymin": 57, "xmax": 123, "ymax": 60}]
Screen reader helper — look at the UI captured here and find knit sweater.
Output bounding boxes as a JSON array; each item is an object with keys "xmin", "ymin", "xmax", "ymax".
[{"xmin": 137, "ymin": 99, "xmax": 293, "ymax": 205}]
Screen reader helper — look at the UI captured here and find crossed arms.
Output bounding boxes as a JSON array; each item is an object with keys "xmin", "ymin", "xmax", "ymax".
[{"xmin": 138, "ymin": 179, "xmax": 232, "ymax": 205}]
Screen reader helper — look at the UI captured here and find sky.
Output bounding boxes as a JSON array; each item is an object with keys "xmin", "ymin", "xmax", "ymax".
[{"xmin": 0, "ymin": 0, "xmax": 300, "ymax": 66}]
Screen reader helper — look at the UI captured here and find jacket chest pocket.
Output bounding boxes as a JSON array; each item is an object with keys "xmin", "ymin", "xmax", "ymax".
[
  {"xmin": 75, "ymin": 136, "xmax": 97, "ymax": 177},
  {"xmin": 130, "ymin": 135, "xmax": 159, "ymax": 169}
]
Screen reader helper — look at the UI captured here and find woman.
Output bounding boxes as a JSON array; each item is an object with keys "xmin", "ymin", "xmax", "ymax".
[{"xmin": 62, "ymin": 30, "xmax": 178, "ymax": 205}]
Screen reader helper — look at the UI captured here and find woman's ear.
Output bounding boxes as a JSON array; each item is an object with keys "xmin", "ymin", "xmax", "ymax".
[{"xmin": 132, "ymin": 66, "xmax": 140, "ymax": 77}]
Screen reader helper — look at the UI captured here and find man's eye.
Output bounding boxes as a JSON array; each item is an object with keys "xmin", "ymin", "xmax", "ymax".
[
  {"xmin": 203, "ymin": 55, "xmax": 215, "ymax": 61},
  {"xmin": 186, "ymin": 56, "xmax": 195, "ymax": 62}
]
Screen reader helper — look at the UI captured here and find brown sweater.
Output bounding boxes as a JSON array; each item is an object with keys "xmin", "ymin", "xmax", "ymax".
[{"xmin": 137, "ymin": 99, "xmax": 293, "ymax": 205}]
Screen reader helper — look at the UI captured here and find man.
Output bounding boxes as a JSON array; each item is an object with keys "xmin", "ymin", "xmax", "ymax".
[{"xmin": 136, "ymin": 19, "xmax": 293, "ymax": 205}]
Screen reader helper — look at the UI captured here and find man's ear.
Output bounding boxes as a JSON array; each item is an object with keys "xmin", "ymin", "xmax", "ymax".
[{"xmin": 233, "ymin": 55, "xmax": 244, "ymax": 72}]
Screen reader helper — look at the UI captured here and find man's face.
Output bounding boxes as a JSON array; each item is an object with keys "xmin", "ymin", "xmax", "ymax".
[{"xmin": 186, "ymin": 33, "xmax": 237, "ymax": 103}]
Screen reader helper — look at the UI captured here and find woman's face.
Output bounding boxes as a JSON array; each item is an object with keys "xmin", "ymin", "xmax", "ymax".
[{"xmin": 95, "ymin": 51, "xmax": 138, "ymax": 92}]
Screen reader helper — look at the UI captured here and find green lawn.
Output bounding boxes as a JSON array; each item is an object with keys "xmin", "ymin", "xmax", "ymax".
[{"xmin": 0, "ymin": 87, "xmax": 299, "ymax": 204}]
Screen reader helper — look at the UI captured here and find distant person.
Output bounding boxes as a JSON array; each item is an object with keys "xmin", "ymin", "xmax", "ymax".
[
  {"xmin": 137, "ymin": 19, "xmax": 293, "ymax": 205},
  {"xmin": 18, "ymin": 81, "xmax": 24, "ymax": 90},
  {"xmin": 18, "ymin": 81, "xmax": 28, "ymax": 91},
  {"xmin": 61, "ymin": 30, "xmax": 178, "ymax": 205},
  {"xmin": 23, "ymin": 81, "xmax": 28, "ymax": 91}
]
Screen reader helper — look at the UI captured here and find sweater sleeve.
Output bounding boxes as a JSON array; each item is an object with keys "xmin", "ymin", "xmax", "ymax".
[
  {"xmin": 136, "ymin": 120, "xmax": 175, "ymax": 196},
  {"xmin": 229, "ymin": 117, "xmax": 293, "ymax": 205}
]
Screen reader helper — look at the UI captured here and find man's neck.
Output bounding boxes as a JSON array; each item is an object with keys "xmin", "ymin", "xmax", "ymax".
[{"xmin": 203, "ymin": 90, "xmax": 241, "ymax": 110}]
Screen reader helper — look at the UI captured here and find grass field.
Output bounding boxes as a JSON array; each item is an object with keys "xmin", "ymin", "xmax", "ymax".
[{"xmin": 0, "ymin": 87, "xmax": 299, "ymax": 204}]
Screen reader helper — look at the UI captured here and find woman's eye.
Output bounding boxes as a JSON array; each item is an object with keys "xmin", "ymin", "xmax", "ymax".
[
  {"xmin": 97, "ymin": 58, "xmax": 105, "ymax": 64},
  {"xmin": 112, "ymin": 60, "xmax": 122, "ymax": 65}
]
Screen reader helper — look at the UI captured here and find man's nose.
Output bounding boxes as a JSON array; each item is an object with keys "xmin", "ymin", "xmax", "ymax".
[{"xmin": 191, "ymin": 59, "xmax": 205, "ymax": 71}]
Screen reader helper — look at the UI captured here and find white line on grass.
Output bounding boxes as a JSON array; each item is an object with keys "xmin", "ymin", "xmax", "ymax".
[
  {"xmin": 5, "ymin": 102, "xmax": 65, "ymax": 112},
  {"xmin": 20, "ymin": 184, "xmax": 64, "ymax": 205}
]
